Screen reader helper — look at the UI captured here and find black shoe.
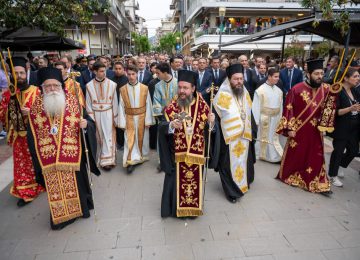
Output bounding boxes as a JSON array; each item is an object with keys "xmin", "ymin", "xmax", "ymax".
[
  {"xmin": 157, "ymin": 164, "xmax": 162, "ymax": 173},
  {"xmin": 102, "ymin": 165, "xmax": 113, "ymax": 171},
  {"xmin": 227, "ymin": 196, "xmax": 237, "ymax": 203},
  {"xmin": 17, "ymin": 199, "xmax": 31, "ymax": 207},
  {"xmin": 82, "ymin": 212, "xmax": 91, "ymax": 218},
  {"xmin": 127, "ymin": 165, "xmax": 135, "ymax": 174},
  {"xmin": 320, "ymin": 190, "xmax": 333, "ymax": 197}
]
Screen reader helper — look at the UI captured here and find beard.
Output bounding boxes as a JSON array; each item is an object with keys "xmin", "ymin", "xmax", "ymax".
[
  {"xmin": 177, "ymin": 94, "xmax": 193, "ymax": 108},
  {"xmin": 17, "ymin": 79, "xmax": 28, "ymax": 90},
  {"xmin": 43, "ymin": 90, "xmax": 66, "ymax": 116},
  {"xmin": 230, "ymin": 82, "xmax": 244, "ymax": 97},
  {"xmin": 308, "ymin": 78, "xmax": 322, "ymax": 89}
]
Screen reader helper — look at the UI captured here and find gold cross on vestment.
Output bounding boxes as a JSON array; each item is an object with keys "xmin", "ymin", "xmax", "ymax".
[
  {"xmin": 34, "ymin": 115, "xmax": 47, "ymax": 129},
  {"xmin": 66, "ymin": 113, "xmax": 79, "ymax": 127}
]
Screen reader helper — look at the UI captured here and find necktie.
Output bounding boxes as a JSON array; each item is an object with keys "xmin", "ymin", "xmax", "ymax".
[
  {"xmin": 244, "ymin": 69, "xmax": 248, "ymax": 81},
  {"xmin": 174, "ymin": 70, "xmax": 178, "ymax": 79},
  {"xmin": 139, "ymin": 71, "xmax": 143, "ymax": 83},
  {"xmin": 215, "ymin": 70, "xmax": 218, "ymax": 81},
  {"xmin": 200, "ymin": 72, "xmax": 204, "ymax": 85},
  {"xmin": 288, "ymin": 69, "xmax": 293, "ymax": 87},
  {"xmin": 188, "ymin": 66, "xmax": 191, "ymax": 71}
]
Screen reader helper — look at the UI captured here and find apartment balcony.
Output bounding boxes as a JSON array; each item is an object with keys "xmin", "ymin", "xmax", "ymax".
[
  {"xmin": 186, "ymin": 0, "xmax": 309, "ymax": 23},
  {"xmin": 192, "ymin": 28, "xmax": 323, "ymax": 52}
]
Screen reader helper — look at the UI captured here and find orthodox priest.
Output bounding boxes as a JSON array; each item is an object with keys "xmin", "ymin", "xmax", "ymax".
[
  {"xmin": 86, "ymin": 61, "xmax": 118, "ymax": 170},
  {"xmin": 252, "ymin": 68, "xmax": 283, "ymax": 162},
  {"xmin": 118, "ymin": 65, "xmax": 155, "ymax": 173},
  {"xmin": 0, "ymin": 57, "xmax": 44, "ymax": 207},
  {"xmin": 276, "ymin": 59, "xmax": 336, "ymax": 194},
  {"xmin": 213, "ymin": 64, "xmax": 257, "ymax": 203},
  {"xmin": 158, "ymin": 70, "xmax": 217, "ymax": 218},
  {"xmin": 27, "ymin": 67, "xmax": 100, "ymax": 230}
]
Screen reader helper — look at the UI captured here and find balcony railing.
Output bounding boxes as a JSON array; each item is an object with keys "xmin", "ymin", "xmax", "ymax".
[
  {"xmin": 186, "ymin": 0, "xmax": 302, "ymax": 22},
  {"xmin": 194, "ymin": 23, "xmax": 312, "ymax": 38}
]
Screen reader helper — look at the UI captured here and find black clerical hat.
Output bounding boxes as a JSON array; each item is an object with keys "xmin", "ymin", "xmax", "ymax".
[
  {"xmin": 306, "ymin": 59, "xmax": 324, "ymax": 73},
  {"xmin": 178, "ymin": 69, "xmax": 198, "ymax": 86},
  {"xmin": 37, "ymin": 67, "xmax": 64, "ymax": 87},
  {"xmin": 226, "ymin": 64, "xmax": 244, "ymax": 78},
  {"xmin": 6, "ymin": 57, "xmax": 27, "ymax": 69}
]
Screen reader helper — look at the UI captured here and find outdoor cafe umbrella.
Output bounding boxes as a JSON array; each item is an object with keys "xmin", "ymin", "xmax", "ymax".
[{"xmin": 0, "ymin": 27, "xmax": 85, "ymax": 51}]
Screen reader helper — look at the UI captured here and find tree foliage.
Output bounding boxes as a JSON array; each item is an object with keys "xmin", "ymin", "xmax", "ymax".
[
  {"xmin": 157, "ymin": 32, "xmax": 181, "ymax": 54},
  {"xmin": 284, "ymin": 40, "xmax": 306, "ymax": 60},
  {"xmin": 301, "ymin": 0, "xmax": 359, "ymax": 35},
  {"xmin": 313, "ymin": 41, "xmax": 331, "ymax": 58},
  {"xmin": 131, "ymin": 32, "xmax": 150, "ymax": 54},
  {"xmin": 0, "ymin": 0, "xmax": 109, "ymax": 36}
]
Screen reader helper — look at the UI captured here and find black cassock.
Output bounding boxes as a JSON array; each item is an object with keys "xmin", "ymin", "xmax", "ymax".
[
  {"xmin": 27, "ymin": 110, "xmax": 100, "ymax": 229},
  {"xmin": 148, "ymin": 77, "xmax": 160, "ymax": 150},
  {"xmin": 215, "ymin": 112, "xmax": 257, "ymax": 201},
  {"xmin": 157, "ymin": 117, "xmax": 220, "ymax": 218}
]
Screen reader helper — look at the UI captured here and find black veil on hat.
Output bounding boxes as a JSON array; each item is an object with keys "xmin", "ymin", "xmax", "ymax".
[
  {"xmin": 37, "ymin": 67, "xmax": 64, "ymax": 87},
  {"xmin": 306, "ymin": 59, "xmax": 324, "ymax": 73},
  {"xmin": 6, "ymin": 57, "xmax": 27, "ymax": 69},
  {"xmin": 226, "ymin": 63, "xmax": 244, "ymax": 78},
  {"xmin": 178, "ymin": 69, "xmax": 198, "ymax": 87}
]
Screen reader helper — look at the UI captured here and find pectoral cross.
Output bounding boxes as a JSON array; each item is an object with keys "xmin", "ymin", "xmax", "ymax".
[{"xmin": 173, "ymin": 111, "xmax": 192, "ymax": 122}]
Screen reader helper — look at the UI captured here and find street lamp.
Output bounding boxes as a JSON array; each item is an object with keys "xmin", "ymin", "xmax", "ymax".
[
  {"xmin": 218, "ymin": 6, "xmax": 226, "ymax": 56},
  {"xmin": 176, "ymin": 36, "xmax": 181, "ymax": 54}
]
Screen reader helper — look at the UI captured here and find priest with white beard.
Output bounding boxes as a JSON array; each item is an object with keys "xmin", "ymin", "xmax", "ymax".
[
  {"xmin": 118, "ymin": 65, "xmax": 155, "ymax": 173},
  {"xmin": 27, "ymin": 67, "xmax": 100, "ymax": 230},
  {"xmin": 252, "ymin": 68, "xmax": 284, "ymax": 162},
  {"xmin": 86, "ymin": 61, "xmax": 119, "ymax": 170}
]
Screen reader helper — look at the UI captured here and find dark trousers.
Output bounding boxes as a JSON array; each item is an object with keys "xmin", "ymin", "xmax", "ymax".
[
  {"xmin": 329, "ymin": 121, "xmax": 360, "ymax": 177},
  {"xmin": 116, "ymin": 128, "xmax": 124, "ymax": 148}
]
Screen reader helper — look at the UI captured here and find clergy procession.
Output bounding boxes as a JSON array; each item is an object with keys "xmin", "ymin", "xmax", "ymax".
[{"xmin": 0, "ymin": 50, "xmax": 359, "ymax": 234}]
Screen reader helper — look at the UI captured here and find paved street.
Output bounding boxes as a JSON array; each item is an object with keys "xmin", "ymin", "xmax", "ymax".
[{"xmin": 0, "ymin": 144, "xmax": 359, "ymax": 260}]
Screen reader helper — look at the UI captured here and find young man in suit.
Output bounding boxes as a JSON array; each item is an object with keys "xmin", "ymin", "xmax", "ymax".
[
  {"xmin": 197, "ymin": 57, "xmax": 214, "ymax": 104},
  {"xmin": 209, "ymin": 56, "xmax": 226, "ymax": 87},
  {"xmin": 78, "ymin": 56, "xmax": 96, "ymax": 95},
  {"xmin": 137, "ymin": 57, "xmax": 152, "ymax": 86},
  {"xmin": 279, "ymin": 57, "xmax": 303, "ymax": 93},
  {"xmin": 324, "ymin": 55, "xmax": 339, "ymax": 84}
]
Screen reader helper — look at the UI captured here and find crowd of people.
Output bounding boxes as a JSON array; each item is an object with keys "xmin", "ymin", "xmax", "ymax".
[{"xmin": 0, "ymin": 50, "xmax": 359, "ymax": 230}]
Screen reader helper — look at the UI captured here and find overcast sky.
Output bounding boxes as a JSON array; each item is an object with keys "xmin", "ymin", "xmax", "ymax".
[{"xmin": 136, "ymin": 0, "xmax": 172, "ymax": 37}]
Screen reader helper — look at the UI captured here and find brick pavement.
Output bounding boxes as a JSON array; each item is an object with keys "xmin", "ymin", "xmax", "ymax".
[{"xmin": 0, "ymin": 148, "xmax": 359, "ymax": 260}]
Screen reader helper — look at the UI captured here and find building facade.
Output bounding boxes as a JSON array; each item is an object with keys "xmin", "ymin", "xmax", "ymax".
[
  {"xmin": 65, "ymin": 0, "xmax": 140, "ymax": 56},
  {"xmin": 171, "ymin": 0, "xmax": 324, "ymax": 57}
]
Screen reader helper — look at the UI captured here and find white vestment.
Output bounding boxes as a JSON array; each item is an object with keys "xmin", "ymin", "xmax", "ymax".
[
  {"xmin": 118, "ymin": 82, "xmax": 154, "ymax": 167},
  {"xmin": 86, "ymin": 78, "xmax": 119, "ymax": 167},
  {"xmin": 213, "ymin": 79, "xmax": 253, "ymax": 194},
  {"xmin": 252, "ymin": 82, "xmax": 283, "ymax": 162}
]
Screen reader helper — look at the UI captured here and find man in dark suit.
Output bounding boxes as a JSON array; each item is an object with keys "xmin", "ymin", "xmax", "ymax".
[
  {"xmin": 238, "ymin": 55, "xmax": 256, "ymax": 99},
  {"xmin": 324, "ymin": 55, "xmax": 340, "ymax": 84},
  {"xmin": 208, "ymin": 56, "xmax": 226, "ymax": 87},
  {"xmin": 196, "ymin": 57, "xmax": 213, "ymax": 104},
  {"xmin": 137, "ymin": 57, "xmax": 152, "ymax": 86},
  {"xmin": 183, "ymin": 56, "xmax": 193, "ymax": 71},
  {"xmin": 279, "ymin": 57, "xmax": 303, "ymax": 93},
  {"xmin": 78, "ymin": 57, "xmax": 96, "ymax": 95},
  {"xmin": 252, "ymin": 63, "xmax": 267, "ymax": 89}
]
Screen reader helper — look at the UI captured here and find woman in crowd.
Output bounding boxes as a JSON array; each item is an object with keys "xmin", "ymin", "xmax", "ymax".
[{"xmin": 329, "ymin": 67, "xmax": 360, "ymax": 187}]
